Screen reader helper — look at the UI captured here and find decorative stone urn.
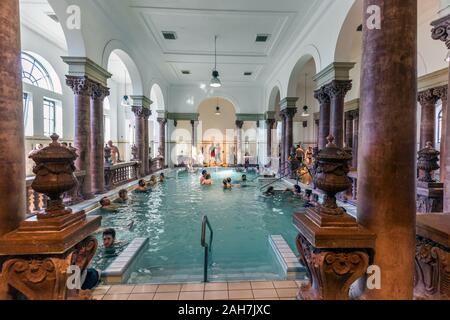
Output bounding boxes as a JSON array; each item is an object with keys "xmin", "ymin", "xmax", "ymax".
[
  {"xmin": 418, "ymin": 141, "xmax": 440, "ymax": 183},
  {"xmin": 313, "ymin": 135, "xmax": 352, "ymax": 216},
  {"xmin": 28, "ymin": 134, "xmax": 78, "ymax": 219}
]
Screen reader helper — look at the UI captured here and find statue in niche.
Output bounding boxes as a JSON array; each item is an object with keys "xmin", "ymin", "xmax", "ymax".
[{"xmin": 215, "ymin": 144, "xmax": 222, "ymax": 163}]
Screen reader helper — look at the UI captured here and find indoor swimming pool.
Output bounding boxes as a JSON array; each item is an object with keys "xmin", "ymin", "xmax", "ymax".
[{"xmin": 91, "ymin": 168, "xmax": 307, "ymax": 284}]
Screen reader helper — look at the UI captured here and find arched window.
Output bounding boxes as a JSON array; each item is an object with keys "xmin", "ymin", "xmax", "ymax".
[{"xmin": 21, "ymin": 52, "xmax": 54, "ymax": 91}]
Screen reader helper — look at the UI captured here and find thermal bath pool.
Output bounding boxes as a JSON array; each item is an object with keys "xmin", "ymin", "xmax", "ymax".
[{"xmin": 91, "ymin": 168, "xmax": 306, "ymax": 284}]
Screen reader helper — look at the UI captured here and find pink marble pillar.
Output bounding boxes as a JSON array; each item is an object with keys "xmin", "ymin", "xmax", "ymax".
[
  {"xmin": 345, "ymin": 111, "xmax": 354, "ymax": 149},
  {"xmin": 279, "ymin": 113, "xmax": 287, "ymax": 171},
  {"xmin": 90, "ymin": 83, "xmax": 109, "ymax": 194},
  {"xmin": 431, "ymin": 15, "xmax": 450, "ymax": 209},
  {"xmin": 143, "ymin": 108, "xmax": 151, "ymax": 175},
  {"xmin": 66, "ymin": 76, "xmax": 94, "ymax": 200},
  {"xmin": 282, "ymin": 108, "xmax": 297, "ymax": 161},
  {"xmin": 132, "ymin": 106, "xmax": 146, "ymax": 176},
  {"xmin": 351, "ymin": 110, "xmax": 360, "ymax": 169},
  {"xmin": 358, "ymin": 0, "xmax": 417, "ymax": 299},
  {"xmin": 418, "ymin": 89, "xmax": 438, "ymax": 149},
  {"xmin": 314, "ymin": 87, "xmax": 331, "ymax": 150},
  {"xmin": 158, "ymin": 118, "xmax": 167, "ymax": 165},
  {"xmin": 236, "ymin": 120, "xmax": 244, "ymax": 165},
  {"xmin": 434, "ymin": 86, "xmax": 448, "ymax": 182},
  {"xmin": 325, "ymin": 80, "xmax": 352, "ymax": 149},
  {"xmin": 266, "ymin": 119, "xmax": 276, "ymax": 162},
  {"xmin": 0, "ymin": 0, "xmax": 26, "ymax": 237}
]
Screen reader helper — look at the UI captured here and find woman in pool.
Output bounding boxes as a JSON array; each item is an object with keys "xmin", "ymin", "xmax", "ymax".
[
  {"xmin": 202, "ymin": 174, "xmax": 213, "ymax": 186},
  {"xmin": 147, "ymin": 175, "xmax": 158, "ymax": 187}
]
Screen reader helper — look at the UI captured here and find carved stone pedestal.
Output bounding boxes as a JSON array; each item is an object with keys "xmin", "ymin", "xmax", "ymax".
[
  {"xmin": 293, "ymin": 136, "xmax": 375, "ymax": 300},
  {"xmin": 0, "ymin": 135, "xmax": 101, "ymax": 300},
  {"xmin": 414, "ymin": 214, "xmax": 450, "ymax": 300},
  {"xmin": 417, "ymin": 182, "xmax": 444, "ymax": 213}
]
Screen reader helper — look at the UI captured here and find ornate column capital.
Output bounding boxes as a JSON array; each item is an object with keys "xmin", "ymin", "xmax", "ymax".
[
  {"xmin": 434, "ymin": 85, "xmax": 448, "ymax": 102},
  {"xmin": 132, "ymin": 106, "xmax": 146, "ymax": 119},
  {"xmin": 143, "ymin": 107, "xmax": 152, "ymax": 120},
  {"xmin": 314, "ymin": 87, "xmax": 331, "ymax": 105},
  {"xmin": 90, "ymin": 82, "xmax": 110, "ymax": 101},
  {"xmin": 66, "ymin": 76, "xmax": 95, "ymax": 96},
  {"xmin": 418, "ymin": 89, "xmax": 439, "ymax": 105},
  {"xmin": 345, "ymin": 111, "xmax": 354, "ymax": 121},
  {"xmin": 266, "ymin": 118, "xmax": 276, "ymax": 128},
  {"xmin": 236, "ymin": 120, "xmax": 244, "ymax": 129},
  {"xmin": 280, "ymin": 107, "xmax": 297, "ymax": 119},
  {"xmin": 324, "ymin": 80, "xmax": 353, "ymax": 99},
  {"xmin": 431, "ymin": 14, "xmax": 450, "ymax": 49},
  {"xmin": 157, "ymin": 118, "xmax": 168, "ymax": 126}
]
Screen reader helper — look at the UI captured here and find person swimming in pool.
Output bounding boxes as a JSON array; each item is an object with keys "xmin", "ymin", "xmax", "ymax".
[
  {"xmin": 263, "ymin": 186, "xmax": 275, "ymax": 197},
  {"xmin": 135, "ymin": 179, "xmax": 151, "ymax": 193},
  {"xmin": 223, "ymin": 179, "xmax": 232, "ymax": 189},
  {"xmin": 99, "ymin": 197, "xmax": 120, "ymax": 212},
  {"xmin": 202, "ymin": 174, "xmax": 213, "ymax": 186},
  {"xmin": 200, "ymin": 170, "xmax": 208, "ymax": 184},
  {"xmin": 159, "ymin": 173, "xmax": 165, "ymax": 182},
  {"xmin": 113, "ymin": 189, "xmax": 129, "ymax": 204},
  {"xmin": 147, "ymin": 175, "xmax": 158, "ymax": 187}
]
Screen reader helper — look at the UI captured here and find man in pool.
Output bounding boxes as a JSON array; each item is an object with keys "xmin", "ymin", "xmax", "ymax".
[
  {"xmin": 147, "ymin": 175, "xmax": 158, "ymax": 187},
  {"xmin": 223, "ymin": 179, "xmax": 232, "ymax": 189},
  {"xmin": 99, "ymin": 197, "xmax": 119, "ymax": 212},
  {"xmin": 135, "ymin": 179, "xmax": 150, "ymax": 193},
  {"xmin": 114, "ymin": 189, "xmax": 129, "ymax": 204},
  {"xmin": 159, "ymin": 172, "xmax": 165, "ymax": 182},
  {"xmin": 102, "ymin": 228, "xmax": 117, "ymax": 249}
]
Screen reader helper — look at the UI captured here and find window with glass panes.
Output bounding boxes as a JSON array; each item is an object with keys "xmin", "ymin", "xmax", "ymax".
[{"xmin": 43, "ymin": 99, "xmax": 56, "ymax": 137}]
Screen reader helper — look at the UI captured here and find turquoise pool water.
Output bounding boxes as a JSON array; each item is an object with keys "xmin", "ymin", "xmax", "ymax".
[{"xmin": 92, "ymin": 168, "xmax": 306, "ymax": 283}]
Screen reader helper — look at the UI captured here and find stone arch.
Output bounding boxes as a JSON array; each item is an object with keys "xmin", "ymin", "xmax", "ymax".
[
  {"xmin": 286, "ymin": 52, "xmax": 320, "ymax": 98},
  {"xmin": 150, "ymin": 83, "xmax": 166, "ymax": 111},
  {"xmin": 268, "ymin": 85, "xmax": 281, "ymax": 112},
  {"xmin": 102, "ymin": 40, "xmax": 143, "ymax": 95},
  {"xmin": 334, "ymin": 0, "xmax": 363, "ymax": 62},
  {"xmin": 47, "ymin": 0, "xmax": 86, "ymax": 56}
]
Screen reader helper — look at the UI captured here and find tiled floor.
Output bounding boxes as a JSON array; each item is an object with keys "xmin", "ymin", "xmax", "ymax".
[{"xmin": 93, "ymin": 280, "xmax": 306, "ymax": 300}]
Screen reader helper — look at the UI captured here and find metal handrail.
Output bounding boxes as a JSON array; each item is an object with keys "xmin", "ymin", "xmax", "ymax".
[{"xmin": 201, "ymin": 215, "xmax": 213, "ymax": 283}]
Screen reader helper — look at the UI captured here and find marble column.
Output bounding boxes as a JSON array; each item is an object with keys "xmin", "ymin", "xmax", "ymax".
[
  {"xmin": 314, "ymin": 119, "xmax": 320, "ymax": 147},
  {"xmin": 132, "ymin": 106, "xmax": 146, "ymax": 176},
  {"xmin": 266, "ymin": 119, "xmax": 276, "ymax": 162},
  {"xmin": 432, "ymin": 14, "xmax": 450, "ymax": 211},
  {"xmin": 236, "ymin": 120, "xmax": 244, "ymax": 165},
  {"xmin": 345, "ymin": 111, "xmax": 354, "ymax": 150},
  {"xmin": 434, "ymin": 85, "xmax": 448, "ymax": 182},
  {"xmin": 279, "ymin": 113, "xmax": 287, "ymax": 170},
  {"xmin": 314, "ymin": 87, "xmax": 331, "ymax": 150},
  {"xmin": 0, "ymin": 0, "xmax": 26, "ymax": 237},
  {"xmin": 418, "ymin": 89, "xmax": 439, "ymax": 149},
  {"xmin": 66, "ymin": 76, "xmax": 94, "ymax": 200},
  {"xmin": 90, "ymin": 83, "xmax": 109, "ymax": 194},
  {"xmin": 351, "ymin": 110, "xmax": 360, "ymax": 169},
  {"xmin": 282, "ymin": 108, "xmax": 297, "ymax": 161},
  {"xmin": 158, "ymin": 118, "xmax": 167, "ymax": 165},
  {"xmin": 143, "ymin": 109, "xmax": 151, "ymax": 175},
  {"xmin": 358, "ymin": 0, "xmax": 417, "ymax": 299},
  {"xmin": 325, "ymin": 80, "xmax": 352, "ymax": 149}
]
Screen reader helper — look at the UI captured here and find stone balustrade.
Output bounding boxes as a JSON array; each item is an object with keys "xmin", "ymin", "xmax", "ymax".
[
  {"xmin": 104, "ymin": 161, "xmax": 141, "ymax": 191},
  {"xmin": 25, "ymin": 170, "xmax": 86, "ymax": 215}
]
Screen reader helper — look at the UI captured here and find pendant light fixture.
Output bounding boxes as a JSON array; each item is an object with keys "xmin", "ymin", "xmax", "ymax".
[
  {"xmin": 210, "ymin": 35, "xmax": 222, "ymax": 88},
  {"xmin": 121, "ymin": 70, "xmax": 131, "ymax": 107},
  {"xmin": 215, "ymin": 97, "xmax": 221, "ymax": 116},
  {"xmin": 302, "ymin": 73, "xmax": 310, "ymax": 117}
]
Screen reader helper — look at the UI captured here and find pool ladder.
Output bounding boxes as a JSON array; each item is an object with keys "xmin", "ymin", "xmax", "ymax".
[{"xmin": 201, "ymin": 215, "xmax": 214, "ymax": 282}]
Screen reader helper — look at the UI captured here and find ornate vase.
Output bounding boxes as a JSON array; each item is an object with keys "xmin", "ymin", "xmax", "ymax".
[
  {"xmin": 313, "ymin": 136, "xmax": 352, "ymax": 216},
  {"xmin": 28, "ymin": 134, "xmax": 78, "ymax": 219},
  {"xmin": 417, "ymin": 141, "xmax": 440, "ymax": 183}
]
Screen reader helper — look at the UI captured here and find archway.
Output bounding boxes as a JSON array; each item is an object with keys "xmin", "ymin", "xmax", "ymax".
[
  {"xmin": 286, "ymin": 57, "xmax": 318, "ymax": 147},
  {"xmin": 106, "ymin": 50, "xmax": 141, "ymax": 161},
  {"xmin": 150, "ymin": 84, "xmax": 165, "ymax": 158},
  {"xmin": 197, "ymin": 97, "xmax": 237, "ymax": 166}
]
